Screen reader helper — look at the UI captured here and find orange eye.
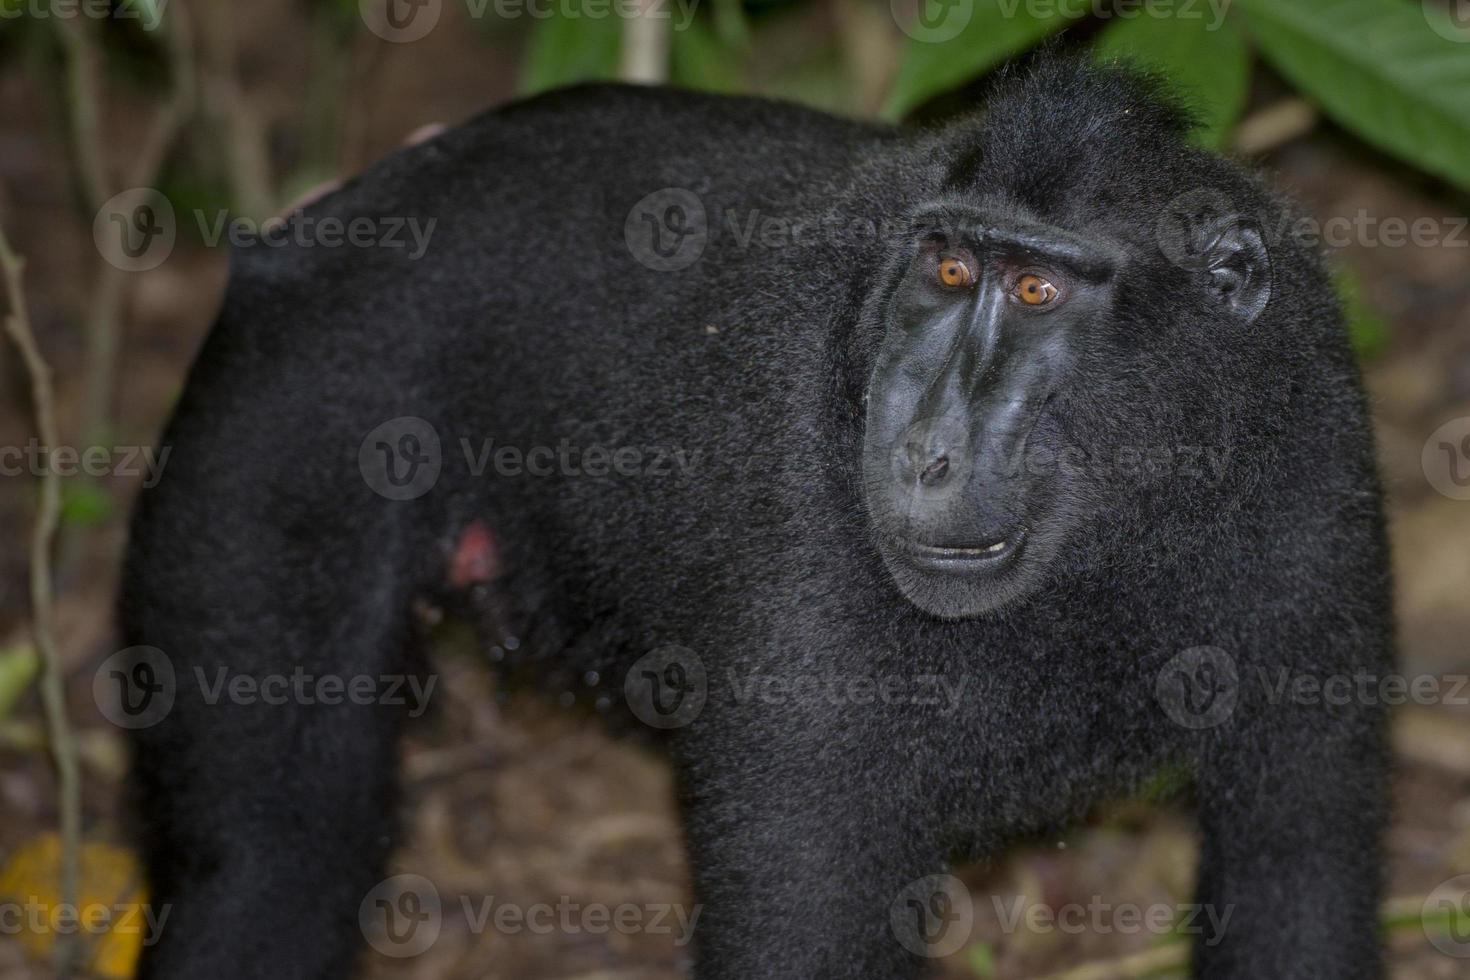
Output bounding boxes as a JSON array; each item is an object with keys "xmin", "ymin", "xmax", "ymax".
[
  {"xmin": 937, "ymin": 255, "xmax": 974, "ymax": 288},
  {"xmin": 1015, "ymin": 274, "xmax": 1059, "ymax": 306}
]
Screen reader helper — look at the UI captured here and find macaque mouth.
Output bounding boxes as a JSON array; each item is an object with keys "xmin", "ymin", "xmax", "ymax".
[{"xmin": 890, "ymin": 531, "xmax": 1026, "ymax": 572}]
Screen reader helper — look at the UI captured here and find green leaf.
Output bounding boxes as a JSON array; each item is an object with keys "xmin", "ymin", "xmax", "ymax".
[
  {"xmin": 883, "ymin": 0, "xmax": 1093, "ymax": 120},
  {"xmin": 1134, "ymin": 760, "xmax": 1194, "ymax": 804},
  {"xmin": 130, "ymin": 0, "xmax": 166, "ymax": 30},
  {"xmin": 759, "ymin": 43, "xmax": 855, "ymax": 116},
  {"xmin": 711, "ymin": 0, "xmax": 751, "ymax": 49},
  {"xmin": 1333, "ymin": 261, "xmax": 1389, "ymax": 361},
  {"xmin": 1238, "ymin": 0, "xmax": 1470, "ymax": 190},
  {"xmin": 0, "ymin": 645, "xmax": 39, "ymax": 721},
  {"xmin": 1412, "ymin": 889, "xmax": 1470, "ymax": 943},
  {"xmin": 965, "ymin": 941, "xmax": 998, "ymax": 978},
  {"xmin": 60, "ymin": 481, "xmax": 114, "ymax": 528},
  {"xmin": 518, "ymin": 11, "xmax": 623, "ymax": 95},
  {"xmin": 1092, "ymin": 5, "xmax": 1250, "ymax": 148},
  {"xmin": 672, "ymin": 19, "xmax": 745, "ymax": 93}
]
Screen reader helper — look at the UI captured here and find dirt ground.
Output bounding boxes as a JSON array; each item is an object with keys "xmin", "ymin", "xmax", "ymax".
[{"xmin": 1, "ymin": 9, "xmax": 1469, "ymax": 978}]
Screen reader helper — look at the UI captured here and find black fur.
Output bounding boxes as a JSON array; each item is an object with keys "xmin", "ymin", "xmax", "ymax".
[{"xmin": 123, "ymin": 56, "xmax": 1392, "ymax": 979}]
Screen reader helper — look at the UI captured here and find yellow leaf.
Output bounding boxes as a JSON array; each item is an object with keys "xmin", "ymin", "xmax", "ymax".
[{"xmin": 0, "ymin": 833, "xmax": 152, "ymax": 979}]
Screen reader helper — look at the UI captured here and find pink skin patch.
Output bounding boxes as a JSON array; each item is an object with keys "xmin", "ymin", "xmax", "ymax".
[{"xmin": 448, "ymin": 520, "xmax": 502, "ymax": 588}]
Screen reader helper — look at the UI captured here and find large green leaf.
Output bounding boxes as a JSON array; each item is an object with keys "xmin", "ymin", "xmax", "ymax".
[
  {"xmin": 1239, "ymin": 0, "xmax": 1470, "ymax": 190},
  {"xmin": 1092, "ymin": 6, "xmax": 1250, "ymax": 149},
  {"xmin": 671, "ymin": 18, "xmax": 746, "ymax": 93},
  {"xmin": 519, "ymin": 12, "xmax": 623, "ymax": 95},
  {"xmin": 883, "ymin": 0, "xmax": 1093, "ymax": 120}
]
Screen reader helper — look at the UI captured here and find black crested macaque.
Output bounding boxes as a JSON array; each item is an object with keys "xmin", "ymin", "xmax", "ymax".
[{"xmin": 123, "ymin": 56, "xmax": 1392, "ymax": 979}]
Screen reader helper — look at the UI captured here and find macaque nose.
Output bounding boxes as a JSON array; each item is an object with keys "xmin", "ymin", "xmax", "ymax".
[
  {"xmin": 903, "ymin": 441, "xmax": 953, "ymax": 487},
  {"xmin": 919, "ymin": 454, "xmax": 950, "ymax": 486}
]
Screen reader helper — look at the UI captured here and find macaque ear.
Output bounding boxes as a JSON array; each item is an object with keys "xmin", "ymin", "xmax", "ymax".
[{"xmin": 1196, "ymin": 217, "xmax": 1271, "ymax": 323}]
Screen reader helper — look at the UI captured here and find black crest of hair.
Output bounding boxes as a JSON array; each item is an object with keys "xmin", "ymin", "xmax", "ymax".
[{"xmin": 123, "ymin": 53, "xmax": 1392, "ymax": 980}]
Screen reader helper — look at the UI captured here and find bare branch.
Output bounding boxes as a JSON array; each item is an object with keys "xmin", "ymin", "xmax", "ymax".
[
  {"xmin": 198, "ymin": 1, "xmax": 276, "ymax": 219},
  {"xmin": 1233, "ymin": 98, "xmax": 1318, "ymax": 156},
  {"xmin": 52, "ymin": 13, "xmax": 109, "ymax": 213},
  {"xmin": 621, "ymin": 0, "xmax": 671, "ymax": 85},
  {"xmin": 0, "ymin": 227, "xmax": 82, "ymax": 980},
  {"xmin": 53, "ymin": 1, "xmax": 198, "ymax": 449},
  {"xmin": 1029, "ymin": 944, "xmax": 1185, "ymax": 980}
]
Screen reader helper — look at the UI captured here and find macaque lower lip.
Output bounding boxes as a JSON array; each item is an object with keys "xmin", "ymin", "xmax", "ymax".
[{"xmin": 891, "ymin": 532, "xmax": 1025, "ymax": 571}]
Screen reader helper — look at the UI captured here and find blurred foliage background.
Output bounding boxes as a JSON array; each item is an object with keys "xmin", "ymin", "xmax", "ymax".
[
  {"xmin": 1, "ymin": 1, "xmax": 1469, "ymax": 978},
  {"xmin": 3, "ymin": 0, "xmax": 1468, "ymax": 374}
]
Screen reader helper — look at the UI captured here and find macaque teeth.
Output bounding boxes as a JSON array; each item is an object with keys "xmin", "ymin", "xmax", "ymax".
[{"xmin": 950, "ymin": 540, "xmax": 1008, "ymax": 556}]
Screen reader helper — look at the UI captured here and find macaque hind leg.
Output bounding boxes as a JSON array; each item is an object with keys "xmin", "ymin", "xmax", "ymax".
[{"xmin": 125, "ymin": 509, "xmax": 423, "ymax": 980}]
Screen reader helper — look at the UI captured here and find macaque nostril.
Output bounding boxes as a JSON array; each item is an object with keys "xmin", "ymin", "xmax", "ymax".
[{"xmin": 919, "ymin": 455, "xmax": 950, "ymax": 486}]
